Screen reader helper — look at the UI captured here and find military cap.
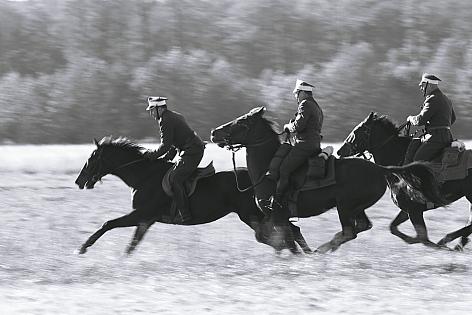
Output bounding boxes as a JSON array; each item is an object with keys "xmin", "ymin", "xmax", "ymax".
[
  {"xmin": 420, "ymin": 73, "xmax": 441, "ymax": 85},
  {"xmin": 293, "ymin": 79, "xmax": 315, "ymax": 93},
  {"xmin": 146, "ymin": 96, "xmax": 168, "ymax": 110}
]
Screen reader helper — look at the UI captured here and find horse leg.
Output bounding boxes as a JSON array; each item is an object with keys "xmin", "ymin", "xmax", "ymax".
[
  {"xmin": 437, "ymin": 224, "xmax": 472, "ymax": 250},
  {"xmin": 408, "ymin": 209, "xmax": 441, "ymax": 248},
  {"xmin": 289, "ymin": 223, "xmax": 313, "ymax": 253},
  {"xmin": 389, "ymin": 210, "xmax": 421, "ymax": 244},
  {"xmin": 316, "ymin": 212, "xmax": 357, "ymax": 254},
  {"xmin": 279, "ymin": 223, "xmax": 301, "ymax": 254},
  {"xmin": 354, "ymin": 210, "xmax": 373, "ymax": 233},
  {"xmin": 75, "ymin": 213, "xmax": 139, "ymax": 254},
  {"xmin": 126, "ymin": 221, "xmax": 153, "ymax": 255},
  {"xmin": 457, "ymin": 203, "xmax": 472, "ymax": 249}
]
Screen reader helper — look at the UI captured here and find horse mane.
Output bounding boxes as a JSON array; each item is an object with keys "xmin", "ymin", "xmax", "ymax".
[
  {"xmin": 262, "ymin": 116, "xmax": 281, "ymax": 134},
  {"xmin": 99, "ymin": 136, "xmax": 144, "ymax": 156},
  {"xmin": 374, "ymin": 115, "xmax": 400, "ymax": 136}
]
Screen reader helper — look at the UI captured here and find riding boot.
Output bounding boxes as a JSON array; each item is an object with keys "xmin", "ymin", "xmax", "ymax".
[{"xmin": 171, "ymin": 181, "xmax": 192, "ymax": 223}]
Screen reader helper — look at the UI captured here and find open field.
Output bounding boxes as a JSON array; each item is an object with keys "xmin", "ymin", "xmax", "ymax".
[{"xmin": 1, "ymin": 142, "xmax": 471, "ymax": 314}]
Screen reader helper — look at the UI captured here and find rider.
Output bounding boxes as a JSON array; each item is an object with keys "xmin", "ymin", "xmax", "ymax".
[
  {"xmin": 269, "ymin": 79, "xmax": 324, "ymax": 212},
  {"xmin": 404, "ymin": 73, "xmax": 456, "ymax": 163},
  {"xmin": 144, "ymin": 96, "xmax": 205, "ymax": 223}
]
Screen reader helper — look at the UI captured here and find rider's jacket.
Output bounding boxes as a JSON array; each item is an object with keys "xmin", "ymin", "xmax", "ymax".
[
  {"xmin": 285, "ymin": 96, "xmax": 323, "ymax": 150},
  {"xmin": 147, "ymin": 109, "xmax": 204, "ymax": 159},
  {"xmin": 409, "ymin": 88, "xmax": 455, "ymax": 143}
]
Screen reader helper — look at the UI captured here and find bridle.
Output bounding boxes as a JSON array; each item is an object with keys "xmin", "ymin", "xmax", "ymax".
[
  {"xmin": 218, "ymin": 116, "xmax": 286, "ymax": 192},
  {"xmin": 345, "ymin": 119, "xmax": 409, "ymax": 160},
  {"xmin": 86, "ymin": 147, "xmax": 144, "ymax": 184}
]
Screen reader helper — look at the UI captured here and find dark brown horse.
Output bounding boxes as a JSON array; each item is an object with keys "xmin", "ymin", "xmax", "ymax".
[
  {"xmin": 211, "ymin": 107, "xmax": 448, "ymax": 253},
  {"xmin": 74, "ymin": 136, "xmax": 313, "ymax": 254},
  {"xmin": 337, "ymin": 112, "xmax": 472, "ymax": 250}
]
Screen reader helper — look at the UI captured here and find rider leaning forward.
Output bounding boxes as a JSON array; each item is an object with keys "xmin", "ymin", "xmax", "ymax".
[
  {"xmin": 404, "ymin": 73, "xmax": 456, "ymax": 164},
  {"xmin": 144, "ymin": 96, "xmax": 205, "ymax": 223}
]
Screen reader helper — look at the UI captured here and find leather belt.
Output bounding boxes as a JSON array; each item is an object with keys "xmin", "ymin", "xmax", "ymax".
[{"xmin": 426, "ymin": 126, "xmax": 450, "ymax": 131}]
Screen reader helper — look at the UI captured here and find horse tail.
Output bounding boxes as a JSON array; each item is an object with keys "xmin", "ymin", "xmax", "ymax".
[{"xmin": 380, "ymin": 161, "xmax": 449, "ymax": 207}]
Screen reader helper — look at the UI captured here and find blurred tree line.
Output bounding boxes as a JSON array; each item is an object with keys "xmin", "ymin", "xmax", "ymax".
[{"xmin": 0, "ymin": 0, "xmax": 471, "ymax": 144}]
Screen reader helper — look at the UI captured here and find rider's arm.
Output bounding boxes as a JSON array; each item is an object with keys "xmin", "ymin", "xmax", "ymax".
[
  {"xmin": 408, "ymin": 95, "xmax": 437, "ymax": 126},
  {"xmin": 145, "ymin": 118, "xmax": 175, "ymax": 160},
  {"xmin": 284, "ymin": 101, "xmax": 310, "ymax": 132}
]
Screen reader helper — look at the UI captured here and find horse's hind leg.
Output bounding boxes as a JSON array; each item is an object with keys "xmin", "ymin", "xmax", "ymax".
[
  {"xmin": 289, "ymin": 223, "xmax": 312, "ymax": 253},
  {"xmin": 408, "ymin": 209, "xmax": 441, "ymax": 248},
  {"xmin": 316, "ymin": 211, "xmax": 357, "ymax": 254},
  {"xmin": 75, "ymin": 213, "xmax": 139, "ymax": 254},
  {"xmin": 126, "ymin": 221, "xmax": 153, "ymax": 255},
  {"xmin": 389, "ymin": 210, "xmax": 421, "ymax": 244},
  {"xmin": 355, "ymin": 210, "xmax": 372, "ymax": 233}
]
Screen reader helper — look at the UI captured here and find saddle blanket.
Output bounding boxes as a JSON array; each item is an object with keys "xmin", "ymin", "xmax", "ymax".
[
  {"xmin": 430, "ymin": 149, "xmax": 472, "ymax": 183},
  {"xmin": 300, "ymin": 155, "xmax": 336, "ymax": 191},
  {"xmin": 288, "ymin": 156, "xmax": 336, "ymax": 218}
]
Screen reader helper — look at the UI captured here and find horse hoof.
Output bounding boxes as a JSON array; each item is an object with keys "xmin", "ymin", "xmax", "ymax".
[
  {"xmin": 73, "ymin": 247, "xmax": 86, "ymax": 255},
  {"xmin": 454, "ymin": 244, "xmax": 465, "ymax": 251},
  {"xmin": 302, "ymin": 248, "xmax": 313, "ymax": 254},
  {"xmin": 315, "ymin": 242, "xmax": 332, "ymax": 254}
]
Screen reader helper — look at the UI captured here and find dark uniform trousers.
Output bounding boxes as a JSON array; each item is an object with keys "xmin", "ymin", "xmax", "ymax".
[
  {"xmin": 276, "ymin": 146, "xmax": 321, "ymax": 198},
  {"xmin": 404, "ymin": 128, "xmax": 453, "ymax": 164},
  {"xmin": 171, "ymin": 144, "xmax": 205, "ymax": 212}
]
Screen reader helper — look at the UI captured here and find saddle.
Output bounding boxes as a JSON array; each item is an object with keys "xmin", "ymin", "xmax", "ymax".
[
  {"xmin": 287, "ymin": 155, "xmax": 336, "ymax": 218},
  {"xmin": 162, "ymin": 161, "xmax": 216, "ymax": 198},
  {"xmin": 429, "ymin": 147, "xmax": 472, "ymax": 183},
  {"xmin": 161, "ymin": 161, "xmax": 215, "ymax": 223}
]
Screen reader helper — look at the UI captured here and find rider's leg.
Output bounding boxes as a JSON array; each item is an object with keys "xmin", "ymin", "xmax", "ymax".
[
  {"xmin": 403, "ymin": 138, "xmax": 421, "ymax": 165},
  {"xmin": 271, "ymin": 147, "xmax": 316, "ymax": 214},
  {"xmin": 413, "ymin": 141, "xmax": 448, "ymax": 162},
  {"xmin": 171, "ymin": 145, "xmax": 204, "ymax": 222}
]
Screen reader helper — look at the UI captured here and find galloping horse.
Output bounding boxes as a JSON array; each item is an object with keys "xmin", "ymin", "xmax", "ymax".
[
  {"xmin": 211, "ymin": 107, "xmax": 448, "ymax": 253},
  {"xmin": 338, "ymin": 112, "xmax": 472, "ymax": 250},
  {"xmin": 74, "ymin": 136, "xmax": 313, "ymax": 254}
]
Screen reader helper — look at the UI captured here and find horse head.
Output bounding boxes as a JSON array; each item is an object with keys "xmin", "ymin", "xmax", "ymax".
[
  {"xmin": 211, "ymin": 106, "xmax": 277, "ymax": 148},
  {"xmin": 337, "ymin": 111, "xmax": 378, "ymax": 158},
  {"xmin": 75, "ymin": 136, "xmax": 145, "ymax": 189}
]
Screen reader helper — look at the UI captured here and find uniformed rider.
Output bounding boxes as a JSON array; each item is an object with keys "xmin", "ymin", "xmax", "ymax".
[
  {"xmin": 269, "ymin": 79, "xmax": 324, "ymax": 211},
  {"xmin": 404, "ymin": 73, "xmax": 456, "ymax": 163},
  {"xmin": 144, "ymin": 96, "xmax": 205, "ymax": 223}
]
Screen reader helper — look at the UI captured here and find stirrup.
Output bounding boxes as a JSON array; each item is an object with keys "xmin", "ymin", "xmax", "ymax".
[{"xmin": 269, "ymin": 195, "xmax": 283, "ymax": 211}]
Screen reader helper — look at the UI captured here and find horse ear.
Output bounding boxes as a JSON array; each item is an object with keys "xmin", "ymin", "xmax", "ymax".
[
  {"xmin": 256, "ymin": 106, "xmax": 266, "ymax": 114},
  {"xmin": 93, "ymin": 138, "xmax": 99, "ymax": 147},
  {"xmin": 368, "ymin": 111, "xmax": 377, "ymax": 120},
  {"xmin": 249, "ymin": 106, "xmax": 266, "ymax": 116}
]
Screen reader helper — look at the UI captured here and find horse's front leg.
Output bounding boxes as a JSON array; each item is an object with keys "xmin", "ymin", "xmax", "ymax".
[
  {"xmin": 438, "ymin": 203, "xmax": 472, "ymax": 250},
  {"xmin": 437, "ymin": 224, "xmax": 472, "ymax": 250},
  {"xmin": 389, "ymin": 210, "xmax": 421, "ymax": 244},
  {"xmin": 75, "ymin": 213, "xmax": 139, "ymax": 254},
  {"xmin": 289, "ymin": 223, "xmax": 312, "ymax": 253}
]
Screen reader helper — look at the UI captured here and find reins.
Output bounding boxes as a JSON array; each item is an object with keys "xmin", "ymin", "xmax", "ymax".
[
  {"xmin": 229, "ymin": 130, "xmax": 289, "ymax": 192},
  {"xmin": 353, "ymin": 121, "xmax": 409, "ymax": 160},
  {"xmin": 92, "ymin": 152, "xmax": 144, "ymax": 183}
]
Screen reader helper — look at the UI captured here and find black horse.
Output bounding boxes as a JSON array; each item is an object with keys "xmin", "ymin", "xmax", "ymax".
[
  {"xmin": 74, "ymin": 136, "xmax": 313, "ymax": 254},
  {"xmin": 211, "ymin": 107, "xmax": 448, "ymax": 253},
  {"xmin": 337, "ymin": 112, "xmax": 472, "ymax": 250}
]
